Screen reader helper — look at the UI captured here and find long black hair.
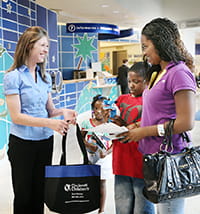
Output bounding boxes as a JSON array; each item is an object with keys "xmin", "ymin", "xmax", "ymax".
[{"xmin": 142, "ymin": 18, "xmax": 194, "ymax": 72}]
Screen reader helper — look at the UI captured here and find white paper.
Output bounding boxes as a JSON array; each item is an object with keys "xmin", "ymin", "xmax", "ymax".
[{"xmin": 84, "ymin": 122, "xmax": 128, "ymax": 140}]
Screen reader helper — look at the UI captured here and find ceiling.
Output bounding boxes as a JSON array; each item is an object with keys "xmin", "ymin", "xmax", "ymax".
[{"xmin": 36, "ymin": 0, "xmax": 200, "ymax": 30}]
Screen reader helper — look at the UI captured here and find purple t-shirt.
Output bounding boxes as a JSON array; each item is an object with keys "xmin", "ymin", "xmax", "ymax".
[{"xmin": 139, "ymin": 61, "xmax": 196, "ymax": 154}]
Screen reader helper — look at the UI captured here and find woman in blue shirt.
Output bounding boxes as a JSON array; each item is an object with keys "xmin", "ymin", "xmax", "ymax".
[{"xmin": 3, "ymin": 26, "xmax": 76, "ymax": 214}]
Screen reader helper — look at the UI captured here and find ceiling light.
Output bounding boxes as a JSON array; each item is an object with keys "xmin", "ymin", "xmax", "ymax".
[
  {"xmin": 113, "ymin": 10, "xmax": 119, "ymax": 14},
  {"xmin": 101, "ymin": 4, "xmax": 109, "ymax": 8}
]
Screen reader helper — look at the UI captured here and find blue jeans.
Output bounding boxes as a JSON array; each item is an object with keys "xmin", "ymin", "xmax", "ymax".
[
  {"xmin": 157, "ymin": 198, "xmax": 185, "ymax": 214},
  {"xmin": 114, "ymin": 175, "xmax": 155, "ymax": 214}
]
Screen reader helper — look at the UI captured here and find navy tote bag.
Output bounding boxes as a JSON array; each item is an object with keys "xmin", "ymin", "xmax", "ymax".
[{"xmin": 44, "ymin": 124, "xmax": 100, "ymax": 213}]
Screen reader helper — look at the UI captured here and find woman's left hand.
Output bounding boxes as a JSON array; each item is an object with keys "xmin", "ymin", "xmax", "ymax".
[
  {"xmin": 63, "ymin": 109, "xmax": 77, "ymax": 124},
  {"xmin": 116, "ymin": 127, "xmax": 145, "ymax": 143}
]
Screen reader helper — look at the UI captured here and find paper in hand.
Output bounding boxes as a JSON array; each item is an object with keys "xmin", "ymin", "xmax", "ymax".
[{"xmin": 85, "ymin": 122, "xmax": 128, "ymax": 140}]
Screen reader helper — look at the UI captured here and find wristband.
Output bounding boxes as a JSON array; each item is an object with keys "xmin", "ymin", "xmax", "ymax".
[{"xmin": 157, "ymin": 124, "xmax": 165, "ymax": 136}]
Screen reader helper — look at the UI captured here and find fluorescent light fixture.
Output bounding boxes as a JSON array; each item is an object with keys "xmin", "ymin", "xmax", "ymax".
[{"xmin": 101, "ymin": 4, "xmax": 109, "ymax": 8}]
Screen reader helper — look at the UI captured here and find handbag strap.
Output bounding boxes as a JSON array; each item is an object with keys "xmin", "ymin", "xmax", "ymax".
[
  {"xmin": 60, "ymin": 124, "xmax": 89, "ymax": 165},
  {"xmin": 160, "ymin": 119, "xmax": 191, "ymax": 153},
  {"xmin": 161, "ymin": 119, "xmax": 174, "ymax": 152}
]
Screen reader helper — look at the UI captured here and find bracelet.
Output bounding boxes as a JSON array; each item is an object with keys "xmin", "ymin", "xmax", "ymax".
[{"xmin": 157, "ymin": 124, "xmax": 165, "ymax": 136}]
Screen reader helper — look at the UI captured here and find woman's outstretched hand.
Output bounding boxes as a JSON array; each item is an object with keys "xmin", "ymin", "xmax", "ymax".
[{"xmin": 116, "ymin": 127, "xmax": 145, "ymax": 143}]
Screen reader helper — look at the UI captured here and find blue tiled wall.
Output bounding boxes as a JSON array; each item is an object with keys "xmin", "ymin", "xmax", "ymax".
[{"xmin": 1, "ymin": 0, "xmax": 58, "ymax": 69}]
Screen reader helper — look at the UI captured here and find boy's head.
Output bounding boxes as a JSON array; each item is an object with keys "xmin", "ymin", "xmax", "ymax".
[{"xmin": 128, "ymin": 62, "xmax": 150, "ymax": 97}]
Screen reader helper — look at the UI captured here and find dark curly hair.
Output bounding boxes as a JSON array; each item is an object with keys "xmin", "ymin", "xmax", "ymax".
[
  {"xmin": 142, "ymin": 18, "xmax": 194, "ymax": 72},
  {"xmin": 91, "ymin": 94, "xmax": 107, "ymax": 110}
]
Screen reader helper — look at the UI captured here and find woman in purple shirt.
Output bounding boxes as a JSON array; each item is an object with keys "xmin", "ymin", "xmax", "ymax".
[
  {"xmin": 3, "ymin": 26, "xmax": 76, "ymax": 214},
  {"xmin": 118, "ymin": 18, "xmax": 196, "ymax": 214}
]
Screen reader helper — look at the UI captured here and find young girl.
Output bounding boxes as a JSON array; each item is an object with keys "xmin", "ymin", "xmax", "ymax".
[
  {"xmin": 80, "ymin": 95, "xmax": 113, "ymax": 214},
  {"xmin": 112, "ymin": 62, "xmax": 155, "ymax": 214}
]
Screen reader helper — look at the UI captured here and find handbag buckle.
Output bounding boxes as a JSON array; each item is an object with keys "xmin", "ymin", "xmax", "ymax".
[{"xmin": 160, "ymin": 142, "xmax": 174, "ymax": 153}]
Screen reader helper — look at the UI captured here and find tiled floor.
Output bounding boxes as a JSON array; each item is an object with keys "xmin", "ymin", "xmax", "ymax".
[{"xmin": 1, "ymin": 121, "xmax": 200, "ymax": 214}]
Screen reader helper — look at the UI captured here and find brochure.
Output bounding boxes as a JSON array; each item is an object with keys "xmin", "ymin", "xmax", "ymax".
[{"xmin": 85, "ymin": 122, "xmax": 128, "ymax": 140}]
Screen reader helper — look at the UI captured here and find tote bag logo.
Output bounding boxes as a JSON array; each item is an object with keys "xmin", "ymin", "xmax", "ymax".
[{"xmin": 64, "ymin": 183, "xmax": 90, "ymax": 192}]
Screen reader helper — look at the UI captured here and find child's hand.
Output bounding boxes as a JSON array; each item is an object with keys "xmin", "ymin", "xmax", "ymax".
[
  {"xmin": 87, "ymin": 143, "xmax": 98, "ymax": 152},
  {"xmin": 99, "ymin": 150, "xmax": 107, "ymax": 158},
  {"xmin": 111, "ymin": 115, "xmax": 127, "ymax": 126}
]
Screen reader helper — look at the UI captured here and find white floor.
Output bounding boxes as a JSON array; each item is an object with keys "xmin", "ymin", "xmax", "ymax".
[{"xmin": 1, "ymin": 122, "xmax": 200, "ymax": 214}]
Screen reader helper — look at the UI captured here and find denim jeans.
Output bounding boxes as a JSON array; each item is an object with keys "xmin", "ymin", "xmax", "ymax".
[
  {"xmin": 114, "ymin": 175, "xmax": 155, "ymax": 214},
  {"xmin": 157, "ymin": 198, "xmax": 185, "ymax": 214}
]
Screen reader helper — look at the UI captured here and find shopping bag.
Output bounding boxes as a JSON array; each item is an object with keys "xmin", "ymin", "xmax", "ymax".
[{"xmin": 44, "ymin": 124, "xmax": 100, "ymax": 213}]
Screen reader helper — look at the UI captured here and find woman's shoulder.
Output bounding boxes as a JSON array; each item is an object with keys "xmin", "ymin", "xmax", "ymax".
[
  {"xmin": 168, "ymin": 61, "xmax": 192, "ymax": 73},
  {"xmin": 4, "ymin": 68, "xmax": 20, "ymax": 84},
  {"xmin": 165, "ymin": 62, "xmax": 193, "ymax": 81},
  {"xmin": 166, "ymin": 61, "xmax": 196, "ymax": 92},
  {"xmin": 4, "ymin": 65, "xmax": 27, "ymax": 78},
  {"xmin": 5, "ymin": 68, "xmax": 19, "ymax": 76}
]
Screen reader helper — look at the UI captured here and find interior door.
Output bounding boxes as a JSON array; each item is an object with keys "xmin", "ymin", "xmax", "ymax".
[{"xmin": 112, "ymin": 50, "xmax": 127, "ymax": 75}]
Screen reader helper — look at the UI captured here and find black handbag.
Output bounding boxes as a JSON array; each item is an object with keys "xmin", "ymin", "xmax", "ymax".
[
  {"xmin": 143, "ymin": 120, "xmax": 200, "ymax": 203},
  {"xmin": 44, "ymin": 124, "xmax": 100, "ymax": 213}
]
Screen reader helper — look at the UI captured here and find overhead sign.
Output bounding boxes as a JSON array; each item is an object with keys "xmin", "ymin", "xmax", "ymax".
[
  {"xmin": 98, "ymin": 28, "xmax": 134, "ymax": 40},
  {"xmin": 66, "ymin": 23, "xmax": 120, "ymax": 35}
]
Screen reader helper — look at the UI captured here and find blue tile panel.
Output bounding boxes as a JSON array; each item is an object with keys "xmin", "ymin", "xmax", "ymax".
[
  {"xmin": 195, "ymin": 44, "xmax": 200, "ymax": 55},
  {"xmin": 3, "ymin": 19, "xmax": 17, "ymax": 31},
  {"xmin": 18, "ymin": 0, "xmax": 30, "ymax": 8},
  {"xmin": 47, "ymin": 10, "xmax": 57, "ymax": 40},
  {"xmin": 49, "ymin": 40, "xmax": 58, "ymax": 69},
  {"xmin": 36, "ymin": 4, "xmax": 47, "ymax": 30}
]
